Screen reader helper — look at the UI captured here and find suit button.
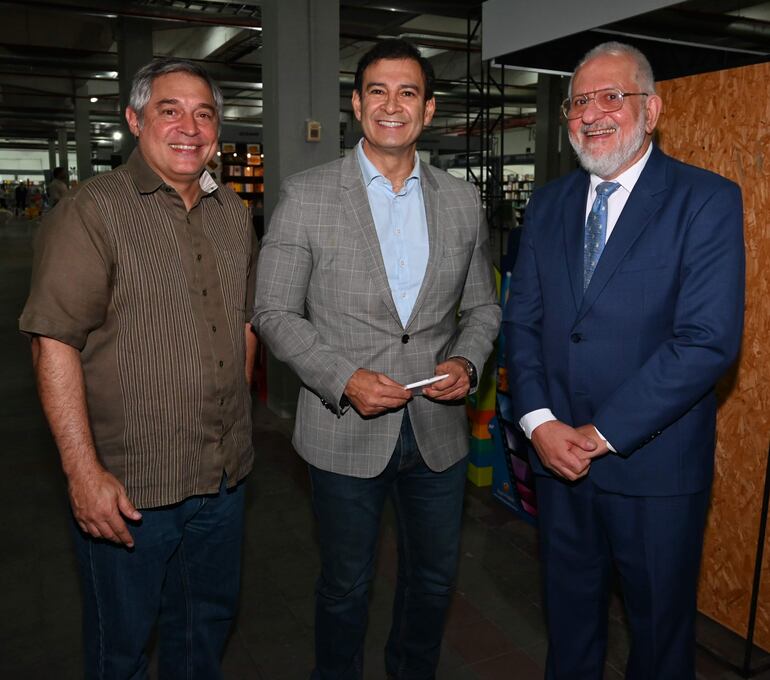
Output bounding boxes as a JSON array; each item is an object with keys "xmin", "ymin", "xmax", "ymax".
[
  {"xmin": 401, "ymin": 334, "xmax": 409, "ymax": 344},
  {"xmin": 570, "ymin": 333, "xmax": 582, "ymax": 343}
]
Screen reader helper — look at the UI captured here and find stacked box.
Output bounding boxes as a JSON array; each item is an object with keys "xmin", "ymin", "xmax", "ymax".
[{"xmin": 466, "ymin": 352, "xmax": 498, "ymax": 487}]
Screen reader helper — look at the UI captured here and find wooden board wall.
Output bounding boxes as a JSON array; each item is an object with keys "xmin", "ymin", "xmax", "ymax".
[{"xmin": 656, "ymin": 63, "xmax": 770, "ymax": 648}]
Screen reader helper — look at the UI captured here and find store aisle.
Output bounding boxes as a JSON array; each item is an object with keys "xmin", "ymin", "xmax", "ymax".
[{"xmin": 0, "ymin": 222, "xmax": 764, "ymax": 679}]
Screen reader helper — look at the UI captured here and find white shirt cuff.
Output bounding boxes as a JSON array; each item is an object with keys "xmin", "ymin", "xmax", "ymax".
[
  {"xmin": 593, "ymin": 426, "xmax": 616, "ymax": 453},
  {"xmin": 519, "ymin": 409, "xmax": 557, "ymax": 439}
]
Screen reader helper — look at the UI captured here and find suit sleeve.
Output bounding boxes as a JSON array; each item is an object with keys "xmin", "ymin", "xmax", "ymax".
[
  {"xmin": 442, "ymin": 186, "xmax": 502, "ymax": 378},
  {"xmin": 594, "ymin": 181, "xmax": 745, "ymax": 454},
  {"xmin": 252, "ymin": 178, "xmax": 358, "ymax": 415},
  {"xmin": 503, "ymin": 193, "xmax": 553, "ymax": 421}
]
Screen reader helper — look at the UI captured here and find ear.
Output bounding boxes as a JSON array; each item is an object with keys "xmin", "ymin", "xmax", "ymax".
[
  {"xmin": 644, "ymin": 93, "xmax": 662, "ymax": 134},
  {"xmin": 423, "ymin": 97, "xmax": 436, "ymax": 126},
  {"xmin": 351, "ymin": 90, "xmax": 363, "ymax": 122},
  {"xmin": 125, "ymin": 107, "xmax": 141, "ymax": 137}
]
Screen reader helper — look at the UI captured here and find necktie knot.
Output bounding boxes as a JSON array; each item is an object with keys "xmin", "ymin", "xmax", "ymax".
[{"xmin": 596, "ymin": 181, "xmax": 620, "ymax": 198}]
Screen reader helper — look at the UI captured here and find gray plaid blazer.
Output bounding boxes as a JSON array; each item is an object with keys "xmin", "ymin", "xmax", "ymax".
[{"xmin": 253, "ymin": 151, "xmax": 501, "ymax": 478}]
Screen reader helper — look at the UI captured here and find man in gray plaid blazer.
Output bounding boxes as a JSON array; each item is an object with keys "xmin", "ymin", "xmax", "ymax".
[{"xmin": 254, "ymin": 39, "xmax": 500, "ymax": 679}]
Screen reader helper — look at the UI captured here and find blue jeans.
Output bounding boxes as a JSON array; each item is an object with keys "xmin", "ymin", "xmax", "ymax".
[
  {"xmin": 71, "ymin": 475, "xmax": 245, "ymax": 680},
  {"xmin": 308, "ymin": 411, "xmax": 468, "ymax": 680}
]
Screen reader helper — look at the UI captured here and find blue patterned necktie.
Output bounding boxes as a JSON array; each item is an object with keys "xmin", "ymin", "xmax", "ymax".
[{"xmin": 583, "ymin": 181, "xmax": 620, "ymax": 290}]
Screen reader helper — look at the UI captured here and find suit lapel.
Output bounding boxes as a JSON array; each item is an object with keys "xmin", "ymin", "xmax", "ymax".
[
  {"xmin": 340, "ymin": 152, "xmax": 401, "ymax": 326},
  {"xmin": 563, "ymin": 171, "xmax": 591, "ymax": 312},
  {"xmin": 578, "ymin": 146, "xmax": 669, "ymax": 319},
  {"xmin": 404, "ymin": 161, "xmax": 441, "ymax": 330}
]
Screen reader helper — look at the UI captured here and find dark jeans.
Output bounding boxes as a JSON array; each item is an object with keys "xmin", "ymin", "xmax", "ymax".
[
  {"xmin": 308, "ymin": 411, "xmax": 469, "ymax": 680},
  {"xmin": 71, "ymin": 475, "xmax": 245, "ymax": 680}
]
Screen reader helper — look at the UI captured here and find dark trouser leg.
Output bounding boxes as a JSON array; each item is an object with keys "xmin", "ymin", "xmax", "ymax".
[
  {"xmin": 599, "ymin": 489, "xmax": 709, "ymax": 680},
  {"xmin": 157, "ymin": 477, "xmax": 246, "ymax": 680},
  {"xmin": 72, "ymin": 509, "xmax": 180, "ymax": 679},
  {"xmin": 536, "ymin": 476, "xmax": 611, "ymax": 680},
  {"xmin": 384, "ymin": 412, "xmax": 468, "ymax": 680},
  {"xmin": 308, "ymin": 458, "xmax": 392, "ymax": 680}
]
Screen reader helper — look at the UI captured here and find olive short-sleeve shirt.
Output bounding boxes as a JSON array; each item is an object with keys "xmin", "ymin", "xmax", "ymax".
[{"xmin": 20, "ymin": 150, "xmax": 256, "ymax": 508}]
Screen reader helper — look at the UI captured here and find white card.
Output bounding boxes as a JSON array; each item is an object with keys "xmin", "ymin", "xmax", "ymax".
[{"xmin": 405, "ymin": 373, "xmax": 450, "ymax": 395}]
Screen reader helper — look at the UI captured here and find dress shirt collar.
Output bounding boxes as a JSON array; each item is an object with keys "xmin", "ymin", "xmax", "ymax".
[
  {"xmin": 589, "ymin": 142, "xmax": 653, "ymax": 197},
  {"xmin": 355, "ymin": 138, "xmax": 421, "ymax": 190},
  {"xmin": 127, "ymin": 148, "xmax": 222, "ymax": 203}
]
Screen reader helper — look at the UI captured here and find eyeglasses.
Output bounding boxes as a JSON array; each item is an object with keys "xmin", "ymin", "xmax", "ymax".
[{"xmin": 561, "ymin": 88, "xmax": 648, "ymax": 120}]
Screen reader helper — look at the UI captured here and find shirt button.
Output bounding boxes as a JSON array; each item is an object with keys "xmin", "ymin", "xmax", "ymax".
[
  {"xmin": 395, "ymin": 229, "xmax": 401, "ymax": 235},
  {"xmin": 219, "ymin": 398, "xmax": 225, "ymax": 406},
  {"xmin": 570, "ymin": 333, "xmax": 582, "ymax": 343},
  {"xmin": 399, "ymin": 260, "xmax": 405, "ymax": 267},
  {"xmin": 212, "ymin": 325, "xmax": 217, "ymax": 333},
  {"xmin": 164, "ymin": 186, "xmax": 173, "ymax": 193},
  {"xmin": 401, "ymin": 334, "xmax": 409, "ymax": 344},
  {"xmin": 196, "ymin": 254, "xmax": 202, "ymax": 261},
  {"xmin": 219, "ymin": 360, "xmax": 224, "ymax": 367},
  {"xmin": 202, "ymin": 289, "xmax": 207, "ymax": 296}
]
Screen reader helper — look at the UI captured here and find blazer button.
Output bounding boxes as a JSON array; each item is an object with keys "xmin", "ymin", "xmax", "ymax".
[
  {"xmin": 570, "ymin": 333, "xmax": 582, "ymax": 343},
  {"xmin": 401, "ymin": 334, "xmax": 410, "ymax": 344}
]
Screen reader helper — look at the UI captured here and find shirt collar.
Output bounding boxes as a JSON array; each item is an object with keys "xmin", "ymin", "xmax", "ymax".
[
  {"xmin": 589, "ymin": 142, "xmax": 653, "ymax": 196},
  {"xmin": 127, "ymin": 148, "xmax": 222, "ymax": 203},
  {"xmin": 355, "ymin": 138, "xmax": 421, "ymax": 189}
]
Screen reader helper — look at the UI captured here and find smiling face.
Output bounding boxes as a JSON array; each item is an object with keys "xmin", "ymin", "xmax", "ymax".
[
  {"xmin": 351, "ymin": 57, "xmax": 435, "ymax": 167},
  {"xmin": 125, "ymin": 71, "xmax": 219, "ymax": 199},
  {"xmin": 567, "ymin": 52, "xmax": 661, "ymax": 179}
]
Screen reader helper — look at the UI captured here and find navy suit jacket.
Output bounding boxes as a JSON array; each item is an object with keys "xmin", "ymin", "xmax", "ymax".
[{"xmin": 504, "ymin": 146, "xmax": 745, "ymax": 496}]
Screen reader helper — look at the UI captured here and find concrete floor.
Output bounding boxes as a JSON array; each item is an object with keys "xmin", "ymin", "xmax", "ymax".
[{"xmin": 1, "ymin": 217, "xmax": 767, "ymax": 679}]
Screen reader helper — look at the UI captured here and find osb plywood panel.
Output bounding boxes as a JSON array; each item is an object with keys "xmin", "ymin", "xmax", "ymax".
[{"xmin": 657, "ymin": 63, "xmax": 770, "ymax": 648}]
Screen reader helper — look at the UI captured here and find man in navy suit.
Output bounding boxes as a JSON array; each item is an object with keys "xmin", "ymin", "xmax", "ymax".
[{"xmin": 504, "ymin": 42, "xmax": 744, "ymax": 678}]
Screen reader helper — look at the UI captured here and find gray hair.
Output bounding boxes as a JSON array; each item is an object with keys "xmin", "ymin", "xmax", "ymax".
[
  {"xmin": 128, "ymin": 57, "xmax": 224, "ymax": 127},
  {"xmin": 569, "ymin": 41, "xmax": 656, "ymax": 96}
]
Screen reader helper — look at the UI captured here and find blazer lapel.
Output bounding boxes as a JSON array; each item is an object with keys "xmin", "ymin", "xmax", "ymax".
[
  {"xmin": 340, "ymin": 152, "xmax": 402, "ymax": 326},
  {"xmin": 405, "ymin": 162, "xmax": 441, "ymax": 330},
  {"xmin": 563, "ymin": 171, "xmax": 591, "ymax": 312},
  {"xmin": 578, "ymin": 146, "xmax": 668, "ymax": 319}
]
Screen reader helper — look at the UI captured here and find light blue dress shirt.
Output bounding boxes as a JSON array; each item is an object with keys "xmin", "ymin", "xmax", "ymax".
[{"xmin": 356, "ymin": 140, "xmax": 429, "ymax": 327}]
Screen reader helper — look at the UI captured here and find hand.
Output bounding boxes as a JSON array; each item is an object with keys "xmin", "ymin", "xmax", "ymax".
[
  {"xmin": 573, "ymin": 424, "xmax": 610, "ymax": 460},
  {"xmin": 344, "ymin": 368, "xmax": 411, "ymax": 417},
  {"xmin": 422, "ymin": 358, "xmax": 470, "ymax": 401},
  {"xmin": 68, "ymin": 464, "xmax": 142, "ymax": 548},
  {"xmin": 530, "ymin": 420, "xmax": 597, "ymax": 481}
]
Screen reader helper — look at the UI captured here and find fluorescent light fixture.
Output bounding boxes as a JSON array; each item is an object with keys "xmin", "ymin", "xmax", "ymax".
[{"xmin": 90, "ymin": 97, "xmax": 98, "ymax": 103}]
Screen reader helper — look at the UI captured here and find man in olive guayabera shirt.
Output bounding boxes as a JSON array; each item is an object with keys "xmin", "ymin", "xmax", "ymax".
[{"xmin": 19, "ymin": 58, "xmax": 257, "ymax": 679}]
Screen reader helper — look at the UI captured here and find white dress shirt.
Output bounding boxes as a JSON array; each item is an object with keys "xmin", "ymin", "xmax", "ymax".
[{"xmin": 519, "ymin": 143, "xmax": 654, "ymax": 448}]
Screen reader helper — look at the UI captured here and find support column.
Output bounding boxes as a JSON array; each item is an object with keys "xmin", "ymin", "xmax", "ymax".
[
  {"xmin": 261, "ymin": 0, "xmax": 340, "ymax": 417},
  {"xmin": 534, "ymin": 73, "xmax": 562, "ymax": 188},
  {"xmin": 75, "ymin": 80, "xmax": 92, "ymax": 181},
  {"xmin": 117, "ymin": 17, "xmax": 154, "ymax": 162},
  {"xmin": 57, "ymin": 128, "xmax": 69, "ymax": 175},
  {"xmin": 48, "ymin": 137, "xmax": 57, "ymax": 174}
]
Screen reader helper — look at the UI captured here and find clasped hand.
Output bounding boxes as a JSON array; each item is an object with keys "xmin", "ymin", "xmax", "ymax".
[{"xmin": 530, "ymin": 421, "xmax": 609, "ymax": 481}]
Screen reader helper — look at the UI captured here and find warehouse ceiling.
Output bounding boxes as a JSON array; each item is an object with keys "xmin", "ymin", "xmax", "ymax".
[{"xmin": 0, "ymin": 0, "xmax": 769, "ymax": 156}]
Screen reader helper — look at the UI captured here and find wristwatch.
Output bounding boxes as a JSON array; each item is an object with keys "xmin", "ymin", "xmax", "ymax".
[{"xmin": 452, "ymin": 356, "xmax": 478, "ymax": 389}]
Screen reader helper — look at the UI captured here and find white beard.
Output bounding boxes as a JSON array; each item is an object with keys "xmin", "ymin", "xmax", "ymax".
[{"xmin": 569, "ymin": 110, "xmax": 648, "ymax": 179}]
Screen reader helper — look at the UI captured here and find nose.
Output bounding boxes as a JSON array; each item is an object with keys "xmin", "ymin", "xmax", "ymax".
[
  {"xmin": 382, "ymin": 91, "xmax": 401, "ymax": 114},
  {"xmin": 581, "ymin": 97, "xmax": 605, "ymax": 125},
  {"xmin": 178, "ymin": 111, "xmax": 200, "ymax": 136}
]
